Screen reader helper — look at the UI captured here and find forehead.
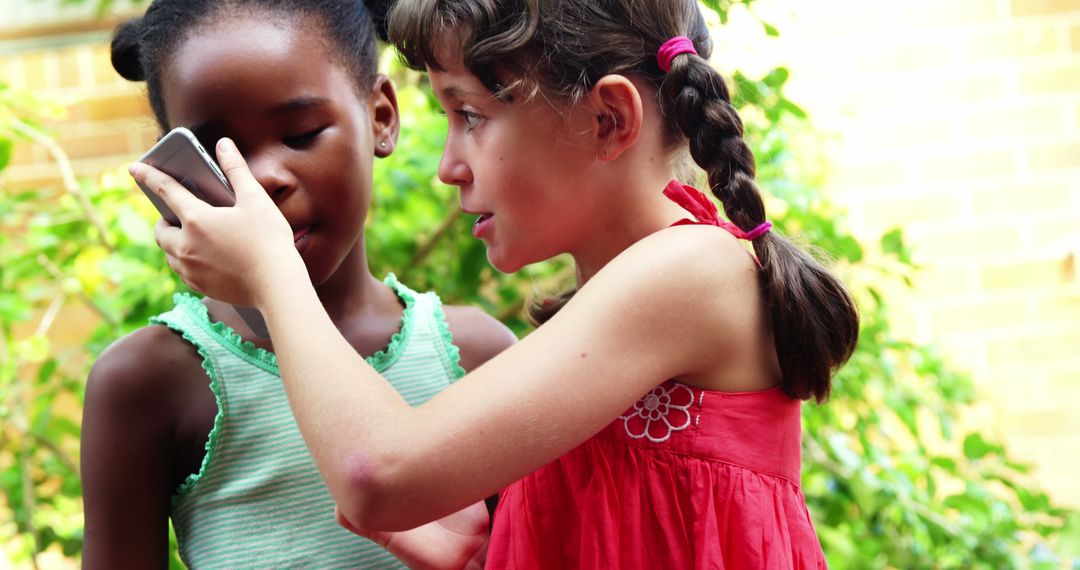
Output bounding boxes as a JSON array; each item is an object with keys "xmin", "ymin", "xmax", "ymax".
[
  {"xmin": 168, "ymin": 14, "xmax": 321, "ymax": 83},
  {"xmin": 161, "ymin": 14, "xmax": 361, "ymax": 123}
]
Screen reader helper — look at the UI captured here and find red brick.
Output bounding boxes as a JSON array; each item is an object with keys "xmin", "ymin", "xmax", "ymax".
[
  {"xmin": 988, "ymin": 332, "xmax": 1080, "ymax": 366},
  {"xmin": 22, "ymin": 52, "xmax": 50, "ymax": 91},
  {"xmin": 966, "ymin": 104, "xmax": 1064, "ymax": 140},
  {"xmin": 920, "ymin": 149, "xmax": 1016, "ymax": 183},
  {"xmin": 1020, "ymin": 63, "xmax": 1080, "ymax": 94},
  {"xmin": 57, "ymin": 47, "xmax": 82, "ymax": 89},
  {"xmin": 1029, "ymin": 142, "xmax": 1080, "ymax": 169},
  {"xmin": 981, "ymin": 258, "xmax": 1074, "ymax": 290},
  {"xmin": 79, "ymin": 92, "xmax": 151, "ymax": 122},
  {"xmin": 56, "ymin": 131, "xmax": 133, "ymax": 160},
  {"xmin": 971, "ymin": 182, "xmax": 1070, "ymax": 214},
  {"xmin": 963, "ymin": 26, "xmax": 1059, "ymax": 64},
  {"xmin": 862, "ymin": 193, "xmax": 963, "ymax": 228},
  {"xmin": 931, "ymin": 298, "xmax": 1032, "ymax": 334},
  {"xmin": 917, "ymin": 225, "xmax": 1022, "ymax": 259},
  {"xmin": 91, "ymin": 43, "xmax": 123, "ymax": 86},
  {"xmin": 1011, "ymin": 0, "xmax": 1080, "ymax": 16}
]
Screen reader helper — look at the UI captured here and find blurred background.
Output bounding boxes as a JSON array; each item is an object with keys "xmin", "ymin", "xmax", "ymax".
[{"xmin": 1, "ymin": 0, "xmax": 1078, "ymax": 568}]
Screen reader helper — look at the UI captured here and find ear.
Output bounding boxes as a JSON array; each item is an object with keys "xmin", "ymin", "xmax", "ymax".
[
  {"xmin": 369, "ymin": 74, "xmax": 400, "ymax": 158},
  {"xmin": 588, "ymin": 74, "xmax": 643, "ymax": 162}
]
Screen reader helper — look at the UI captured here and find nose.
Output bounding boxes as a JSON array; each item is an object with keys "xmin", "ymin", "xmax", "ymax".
[
  {"xmin": 246, "ymin": 150, "xmax": 296, "ymax": 202},
  {"xmin": 437, "ymin": 133, "xmax": 472, "ymax": 188}
]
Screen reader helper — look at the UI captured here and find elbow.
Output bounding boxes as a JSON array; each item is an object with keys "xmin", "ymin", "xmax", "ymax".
[{"xmin": 334, "ymin": 450, "xmax": 412, "ymax": 531}]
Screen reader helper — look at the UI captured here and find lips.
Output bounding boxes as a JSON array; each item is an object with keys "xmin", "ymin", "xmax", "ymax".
[
  {"xmin": 292, "ymin": 226, "xmax": 312, "ymax": 249},
  {"xmin": 472, "ymin": 213, "xmax": 493, "ymax": 239}
]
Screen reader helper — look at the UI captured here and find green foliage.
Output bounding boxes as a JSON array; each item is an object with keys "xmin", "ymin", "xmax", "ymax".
[
  {"xmin": 0, "ymin": 82, "xmax": 186, "ymax": 566},
  {"xmin": 1, "ymin": 1, "xmax": 1077, "ymax": 568}
]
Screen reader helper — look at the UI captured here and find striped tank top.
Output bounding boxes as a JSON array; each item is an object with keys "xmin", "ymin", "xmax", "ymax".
[{"xmin": 151, "ymin": 274, "xmax": 464, "ymax": 569}]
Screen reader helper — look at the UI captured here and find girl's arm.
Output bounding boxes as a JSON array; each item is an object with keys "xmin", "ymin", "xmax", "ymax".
[
  {"xmin": 138, "ymin": 139, "xmax": 758, "ymax": 531},
  {"xmin": 81, "ymin": 328, "xmax": 198, "ymax": 569},
  {"xmin": 337, "ymin": 501, "xmax": 489, "ymax": 570}
]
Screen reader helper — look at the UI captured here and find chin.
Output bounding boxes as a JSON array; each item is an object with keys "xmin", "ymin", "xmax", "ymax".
[{"xmin": 486, "ymin": 251, "xmax": 527, "ymax": 274}]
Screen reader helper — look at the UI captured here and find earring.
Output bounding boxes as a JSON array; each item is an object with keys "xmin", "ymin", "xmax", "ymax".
[{"xmin": 379, "ymin": 141, "xmax": 387, "ymax": 149}]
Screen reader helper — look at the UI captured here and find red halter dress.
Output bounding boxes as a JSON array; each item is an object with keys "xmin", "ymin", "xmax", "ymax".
[{"xmin": 484, "ymin": 181, "xmax": 828, "ymax": 569}]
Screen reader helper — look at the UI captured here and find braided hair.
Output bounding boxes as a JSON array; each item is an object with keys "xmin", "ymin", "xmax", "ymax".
[
  {"xmin": 111, "ymin": 0, "xmax": 394, "ymax": 130},
  {"xmin": 389, "ymin": 0, "xmax": 859, "ymax": 402}
]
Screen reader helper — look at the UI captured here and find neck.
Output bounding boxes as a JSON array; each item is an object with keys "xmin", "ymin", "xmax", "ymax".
[
  {"xmin": 569, "ymin": 171, "xmax": 687, "ymax": 285},
  {"xmin": 313, "ymin": 241, "xmax": 392, "ymax": 324}
]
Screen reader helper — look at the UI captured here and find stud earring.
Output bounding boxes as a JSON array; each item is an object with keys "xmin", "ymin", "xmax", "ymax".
[{"xmin": 379, "ymin": 141, "xmax": 387, "ymax": 149}]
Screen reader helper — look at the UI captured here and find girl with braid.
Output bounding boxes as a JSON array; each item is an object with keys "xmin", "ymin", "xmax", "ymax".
[
  {"xmin": 82, "ymin": 1, "xmax": 514, "ymax": 568},
  {"xmin": 134, "ymin": 0, "xmax": 859, "ymax": 567}
]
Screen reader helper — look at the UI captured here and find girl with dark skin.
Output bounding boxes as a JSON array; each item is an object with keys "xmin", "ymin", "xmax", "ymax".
[{"xmin": 81, "ymin": 1, "xmax": 513, "ymax": 568}]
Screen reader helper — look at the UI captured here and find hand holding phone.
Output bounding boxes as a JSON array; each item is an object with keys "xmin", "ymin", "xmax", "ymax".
[{"xmin": 137, "ymin": 127, "xmax": 270, "ymax": 338}]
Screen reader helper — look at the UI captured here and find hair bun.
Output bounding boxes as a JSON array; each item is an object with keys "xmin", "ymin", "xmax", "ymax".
[
  {"xmin": 364, "ymin": 0, "xmax": 393, "ymax": 42},
  {"xmin": 111, "ymin": 18, "xmax": 145, "ymax": 81}
]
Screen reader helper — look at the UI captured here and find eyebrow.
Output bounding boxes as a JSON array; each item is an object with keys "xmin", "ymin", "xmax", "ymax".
[
  {"xmin": 188, "ymin": 97, "xmax": 330, "ymax": 142},
  {"xmin": 267, "ymin": 96, "xmax": 330, "ymax": 114},
  {"xmin": 439, "ymin": 85, "xmax": 487, "ymax": 102}
]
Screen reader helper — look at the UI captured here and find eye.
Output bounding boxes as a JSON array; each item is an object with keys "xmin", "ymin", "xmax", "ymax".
[
  {"xmin": 454, "ymin": 109, "xmax": 483, "ymax": 132},
  {"xmin": 284, "ymin": 126, "xmax": 326, "ymax": 149}
]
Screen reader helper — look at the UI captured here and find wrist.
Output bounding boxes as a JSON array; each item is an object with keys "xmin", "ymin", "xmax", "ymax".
[{"xmin": 250, "ymin": 250, "xmax": 309, "ymax": 310}]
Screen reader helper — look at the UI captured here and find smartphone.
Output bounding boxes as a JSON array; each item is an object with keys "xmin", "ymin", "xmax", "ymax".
[
  {"xmin": 136, "ymin": 127, "xmax": 235, "ymax": 226},
  {"xmin": 137, "ymin": 127, "xmax": 270, "ymax": 338}
]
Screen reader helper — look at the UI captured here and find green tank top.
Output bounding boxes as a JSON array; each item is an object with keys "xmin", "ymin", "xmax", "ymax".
[{"xmin": 151, "ymin": 274, "xmax": 465, "ymax": 569}]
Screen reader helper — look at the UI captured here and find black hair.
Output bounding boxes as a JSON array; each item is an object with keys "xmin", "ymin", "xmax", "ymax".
[
  {"xmin": 111, "ymin": 0, "xmax": 394, "ymax": 130},
  {"xmin": 390, "ymin": 0, "xmax": 859, "ymax": 402}
]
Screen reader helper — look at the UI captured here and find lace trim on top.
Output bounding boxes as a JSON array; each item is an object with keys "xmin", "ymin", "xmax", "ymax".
[
  {"xmin": 158, "ymin": 273, "xmax": 420, "ymax": 506},
  {"xmin": 165, "ymin": 272, "xmax": 418, "ymax": 374},
  {"xmin": 429, "ymin": 292, "xmax": 467, "ymax": 380},
  {"xmin": 151, "ymin": 310, "xmax": 227, "ymax": 506}
]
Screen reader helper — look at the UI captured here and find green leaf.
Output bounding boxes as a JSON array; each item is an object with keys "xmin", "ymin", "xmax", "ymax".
[
  {"xmin": 962, "ymin": 433, "xmax": 1000, "ymax": 460},
  {"xmin": 0, "ymin": 137, "xmax": 12, "ymax": 172},
  {"xmin": 1059, "ymin": 513, "xmax": 1080, "ymax": 556}
]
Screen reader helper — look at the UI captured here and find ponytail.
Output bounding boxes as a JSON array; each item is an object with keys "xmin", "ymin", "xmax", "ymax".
[{"xmin": 658, "ymin": 50, "xmax": 858, "ymax": 402}]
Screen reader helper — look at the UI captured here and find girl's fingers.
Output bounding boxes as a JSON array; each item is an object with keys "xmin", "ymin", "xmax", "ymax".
[
  {"xmin": 129, "ymin": 162, "xmax": 207, "ymax": 223},
  {"xmin": 154, "ymin": 217, "xmax": 183, "ymax": 258},
  {"xmin": 215, "ymin": 137, "xmax": 268, "ymax": 205}
]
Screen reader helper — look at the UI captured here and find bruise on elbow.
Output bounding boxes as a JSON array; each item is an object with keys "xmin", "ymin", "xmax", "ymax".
[{"xmin": 339, "ymin": 451, "xmax": 388, "ymax": 527}]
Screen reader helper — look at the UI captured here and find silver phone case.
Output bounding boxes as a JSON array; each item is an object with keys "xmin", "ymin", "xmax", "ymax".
[{"xmin": 137, "ymin": 127, "xmax": 270, "ymax": 338}]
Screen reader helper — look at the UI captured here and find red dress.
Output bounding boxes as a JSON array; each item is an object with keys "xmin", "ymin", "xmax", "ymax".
[{"xmin": 484, "ymin": 181, "xmax": 828, "ymax": 569}]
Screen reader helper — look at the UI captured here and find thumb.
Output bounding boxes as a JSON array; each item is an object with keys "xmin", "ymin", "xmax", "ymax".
[{"xmin": 215, "ymin": 137, "xmax": 269, "ymax": 206}]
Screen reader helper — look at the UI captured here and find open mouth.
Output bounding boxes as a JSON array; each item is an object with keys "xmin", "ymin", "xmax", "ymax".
[
  {"xmin": 472, "ymin": 214, "xmax": 494, "ymax": 238},
  {"xmin": 293, "ymin": 226, "xmax": 312, "ymax": 248}
]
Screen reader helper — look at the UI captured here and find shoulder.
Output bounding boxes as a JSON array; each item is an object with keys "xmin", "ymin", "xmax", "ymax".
[
  {"xmin": 560, "ymin": 225, "xmax": 763, "ymax": 374},
  {"xmin": 595, "ymin": 224, "xmax": 759, "ymax": 308},
  {"xmin": 86, "ymin": 325, "xmax": 202, "ymax": 417},
  {"xmin": 440, "ymin": 304, "xmax": 517, "ymax": 372}
]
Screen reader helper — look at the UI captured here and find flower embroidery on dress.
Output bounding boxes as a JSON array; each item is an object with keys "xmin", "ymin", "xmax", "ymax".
[{"xmin": 620, "ymin": 382, "xmax": 695, "ymax": 443}]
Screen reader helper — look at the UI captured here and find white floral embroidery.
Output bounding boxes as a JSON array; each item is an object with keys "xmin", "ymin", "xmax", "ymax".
[{"xmin": 620, "ymin": 383, "xmax": 695, "ymax": 443}]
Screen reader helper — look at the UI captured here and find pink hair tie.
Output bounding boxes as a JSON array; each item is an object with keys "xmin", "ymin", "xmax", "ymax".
[
  {"xmin": 743, "ymin": 222, "xmax": 773, "ymax": 241},
  {"xmin": 657, "ymin": 36, "xmax": 697, "ymax": 73},
  {"xmin": 718, "ymin": 221, "xmax": 772, "ymax": 241}
]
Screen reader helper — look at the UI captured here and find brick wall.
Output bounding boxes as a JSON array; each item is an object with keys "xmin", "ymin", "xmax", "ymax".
[
  {"xmin": 747, "ymin": 0, "xmax": 1080, "ymax": 506},
  {"xmin": 2, "ymin": 24, "xmax": 158, "ymax": 192}
]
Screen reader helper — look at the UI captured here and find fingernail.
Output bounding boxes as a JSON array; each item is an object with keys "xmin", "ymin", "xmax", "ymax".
[
  {"xmin": 128, "ymin": 163, "xmax": 141, "ymax": 176},
  {"xmin": 218, "ymin": 137, "xmax": 235, "ymax": 154}
]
